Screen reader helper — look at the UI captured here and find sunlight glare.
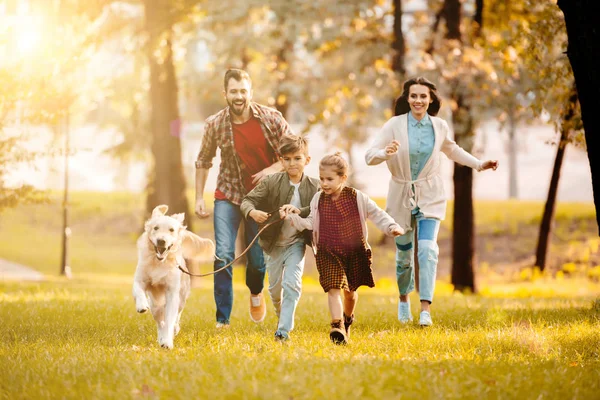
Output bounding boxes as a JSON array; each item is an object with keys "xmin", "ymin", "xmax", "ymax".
[{"xmin": 13, "ymin": 16, "xmax": 43, "ymax": 56}]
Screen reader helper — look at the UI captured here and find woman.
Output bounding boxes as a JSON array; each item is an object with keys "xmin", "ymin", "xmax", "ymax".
[{"xmin": 365, "ymin": 76, "xmax": 498, "ymax": 326}]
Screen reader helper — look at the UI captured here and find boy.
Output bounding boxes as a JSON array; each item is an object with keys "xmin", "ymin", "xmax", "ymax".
[{"xmin": 240, "ymin": 134, "xmax": 319, "ymax": 341}]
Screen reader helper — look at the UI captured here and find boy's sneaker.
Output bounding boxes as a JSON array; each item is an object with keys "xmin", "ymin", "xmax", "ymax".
[
  {"xmin": 343, "ymin": 313, "xmax": 354, "ymax": 337},
  {"xmin": 274, "ymin": 331, "xmax": 289, "ymax": 342},
  {"xmin": 250, "ymin": 293, "xmax": 266, "ymax": 323},
  {"xmin": 398, "ymin": 299, "xmax": 413, "ymax": 323},
  {"xmin": 216, "ymin": 322, "xmax": 230, "ymax": 329},
  {"xmin": 329, "ymin": 319, "xmax": 347, "ymax": 345},
  {"xmin": 419, "ymin": 311, "xmax": 433, "ymax": 327}
]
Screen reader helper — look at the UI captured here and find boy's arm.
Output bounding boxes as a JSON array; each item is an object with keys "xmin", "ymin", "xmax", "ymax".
[{"xmin": 240, "ymin": 177, "xmax": 270, "ymax": 219}]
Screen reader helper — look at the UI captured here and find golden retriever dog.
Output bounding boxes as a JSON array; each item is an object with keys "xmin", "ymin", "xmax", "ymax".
[{"xmin": 132, "ymin": 204, "xmax": 215, "ymax": 349}]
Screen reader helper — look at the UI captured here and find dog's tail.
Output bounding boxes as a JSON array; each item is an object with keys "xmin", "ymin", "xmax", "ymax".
[{"xmin": 181, "ymin": 231, "xmax": 216, "ymax": 262}]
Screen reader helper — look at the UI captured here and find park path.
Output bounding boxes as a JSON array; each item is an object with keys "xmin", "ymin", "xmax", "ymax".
[{"xmin": 0, "ymin": 258, "xmax": 44, "ymax": 282}]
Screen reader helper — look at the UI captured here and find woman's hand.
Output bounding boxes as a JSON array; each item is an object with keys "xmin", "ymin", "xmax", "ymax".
[
  {"xmin": 481, "ymin": 160, "xmax": 499, "ymax": 171},
  {"xmin": 385, "ymin": 140, "xmax": 401, "ymax": 155}
]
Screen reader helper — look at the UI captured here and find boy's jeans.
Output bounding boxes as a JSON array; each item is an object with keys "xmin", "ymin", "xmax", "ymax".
[
  {"xmin": 394, "ymin": 210, "xmax": 441, "ymax": 303},
  {"xmin": 213, "ymin": 200, "xmax": 266, "ymax": 324},
  {"xmin": 264, "ymin": 241, "xmax": 305, "ymax": 337}
]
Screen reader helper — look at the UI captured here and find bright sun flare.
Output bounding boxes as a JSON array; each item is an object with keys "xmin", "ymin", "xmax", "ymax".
[{"xmin": 9, "ymin": 15, "xmax": 43, "ymax": 56}]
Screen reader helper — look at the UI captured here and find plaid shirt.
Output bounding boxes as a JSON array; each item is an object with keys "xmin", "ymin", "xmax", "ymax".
[{"xmin": 195, "ymin": 102, "xmax": 292, "ymax": 205}]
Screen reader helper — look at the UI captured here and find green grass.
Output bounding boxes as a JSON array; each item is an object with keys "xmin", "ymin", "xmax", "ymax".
[
  {"xmin": 1, "ymin": 279, "xmax": 599, "ymax": 399},
  {"xmin": 1, "ymin": 192, "xmax": 599, "ymax": 398}
]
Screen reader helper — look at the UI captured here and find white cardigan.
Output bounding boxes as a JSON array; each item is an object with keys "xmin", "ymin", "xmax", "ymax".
[
  {"xmin": 365, "ymin": 113, "xmax": 483, "ymax": 231},
  {"xmin": 286, "ymin": 189, "xmax": 403, "ymax": 254}
]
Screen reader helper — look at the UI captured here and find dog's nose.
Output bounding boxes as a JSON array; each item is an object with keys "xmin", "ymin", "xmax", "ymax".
[{"xmin": 156, "ymin": 239, "xmax": 166, "ymax": 247}]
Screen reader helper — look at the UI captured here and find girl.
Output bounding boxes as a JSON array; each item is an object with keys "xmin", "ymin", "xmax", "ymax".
[
  {"xmin": 286, "ymin": 153, "xmax": 404, "ymax": 344},
  {"xmin": 365, "ymin": 76, "xmax": 498, "ymax": 326}
]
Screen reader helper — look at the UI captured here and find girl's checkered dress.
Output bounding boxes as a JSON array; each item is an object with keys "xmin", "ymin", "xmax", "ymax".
[{"xmin": 315, "ymin": 187, "xmax": 374, "ymax": 292}]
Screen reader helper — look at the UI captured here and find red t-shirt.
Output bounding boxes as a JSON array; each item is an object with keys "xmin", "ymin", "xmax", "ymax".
[{"xmin": 215, "ymin": 116, "xmax": 275, "ymax": 200}]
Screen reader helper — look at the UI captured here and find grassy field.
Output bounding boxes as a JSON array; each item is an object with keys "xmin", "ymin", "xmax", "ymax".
[
  {"xmin": 1, "ymin": 279, "xmax": 599, "ymax": 399},
  {"xmin": 1, "ymin": 192, "xmax": 599, "ymax": 399}
]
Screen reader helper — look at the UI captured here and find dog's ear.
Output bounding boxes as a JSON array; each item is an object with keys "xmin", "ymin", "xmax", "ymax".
[
  {"xmin": 152, "ymin": 205, "xmax": 168, "ymax": 218},
  {"xmin": 172, "ymin": 213, "xmax": 185, "ymax": 224}
]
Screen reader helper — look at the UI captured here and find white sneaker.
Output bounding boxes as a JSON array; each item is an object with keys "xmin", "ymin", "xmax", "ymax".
[
  {"xmin": 398, "ymin": 299, "xmax": 413, "ymax": 323},
  {"xmin": 216, "ymin": 322, "xmax": 230, "ymax": 329},
  {"xmin": 419, "ymin": 311, "xmax": 433, "ymax": 327}
]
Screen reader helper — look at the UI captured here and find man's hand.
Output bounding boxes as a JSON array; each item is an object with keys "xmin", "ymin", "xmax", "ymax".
[
  {"xmin": 195, "ymin": 199, "xmax": 210, "ymax": 219},
  {"xmin": 251, "ymin": 164, "xmax": 280, "ymax": 185},
  {"xmin": 249, "ymin": 210, "xmax": 270, "ymax": 223},
  {"xmin": 385, "ymin": 140, "xmax": 401, "ymax": 155},
  {"xmin": 481, "ymin": 160, "xmax": 499, "ymax": 171},
  {"xmin": 279, "ymin": 204, "xmax": 300, "ymax": 219}
]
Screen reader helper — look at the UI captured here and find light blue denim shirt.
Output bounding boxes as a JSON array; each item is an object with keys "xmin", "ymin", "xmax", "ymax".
[
  {"xmin": 408, "ymin": 112, "xmax": 435, "ymax": 181},
  {"xmin": 408, "ymin": 112, "xmax": 435, "ymax": 215}
]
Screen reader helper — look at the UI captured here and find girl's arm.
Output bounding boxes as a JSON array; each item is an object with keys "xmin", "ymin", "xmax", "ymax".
[
  {"xmin": 365, "ymin": 196, "xmax": 405, "ymax": 236},
  {"xmin": 285, "ymin": 192, "xmax": 319, "ymax": 231},
  {"xmin": 365, "ymin": 118, "xmax": 396, "ymax": 166}
]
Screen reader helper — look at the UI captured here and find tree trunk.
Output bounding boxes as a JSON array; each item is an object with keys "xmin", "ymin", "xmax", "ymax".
[
  {"xmin": 380, "ymin": 0, "xmax": 405, "ymax": 247},
  {"xmin": 445, "ymin": 0, "xmax": 476, "ymax": 292},
  {"xmin": 474, "ymin": 0, "xmax": 484, "ymax": 34},
  {"xmin": 450, "ymin": 99, "xmax": 477, "ymax": 293},
  {"xmin": 508, "ymin": 106, "xmax": 518, "ymax": 199},
  {"xmin": 557, "ymin": 0, "xmax": 600, "ymax": 233},
  {"xmin": 444, "ymin": 0, "xmax": 462, "ymax": 41},
  {"xmin": 535, "ymin": 138, "xmax": 566, "ymax": 271},
  {"xmin": 535, "ymin": 88, "xmax": 578, "ymax": 270},
  {"xmin": 143, "ymin": 0, "xmax": 191, "ymax": 228},
  {"xmin": 391, "ymin": 0, "xmax": 406, "ymax": 76},
  {"xmin": 275, "ymin": 41, "xmax": 292, "ymax": 119},
  {"xmin": 451, "ymin": 164, "xmax": 476, "ymax": 292}
]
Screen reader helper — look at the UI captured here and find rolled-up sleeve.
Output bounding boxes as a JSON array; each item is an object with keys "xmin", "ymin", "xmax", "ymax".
[{"xmin": 195, "ymin": 121, "xmax": 217, "ymax": 169}]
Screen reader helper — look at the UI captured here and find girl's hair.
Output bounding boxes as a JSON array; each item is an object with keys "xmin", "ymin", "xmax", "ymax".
[
  {"xmin": 278, "ymin": 134, "xmax": 309, "ymax": 156},
  {"xmin": 393, "ymin": 76, "xmax": 441, "ymax": 116},
  {"xmin": 319, "ymin": 152, "xmax": 349, "ymax": 176}
]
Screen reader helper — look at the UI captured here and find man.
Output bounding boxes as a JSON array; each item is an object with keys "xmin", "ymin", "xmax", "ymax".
[{"xmin": 195, "ymin": 68, "xmax": 292, "ymax": 328}]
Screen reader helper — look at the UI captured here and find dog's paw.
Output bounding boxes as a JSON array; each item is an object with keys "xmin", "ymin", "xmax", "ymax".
[{"xmin": 158, "ymin": 337, "xmax": 173, "ymax": 349}]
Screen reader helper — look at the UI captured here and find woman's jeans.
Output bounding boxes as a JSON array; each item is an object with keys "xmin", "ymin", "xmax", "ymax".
[
  {"xmin": 213, "ymin": 200, "xmax": 266, "ymax": 324},
  {"xmin": 394, "ymin": 211, "xmax": 440, "ymax": 303}
]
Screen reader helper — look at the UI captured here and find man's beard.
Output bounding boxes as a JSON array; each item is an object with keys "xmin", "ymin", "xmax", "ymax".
[{"xmin": 227, "ymin": 99, "xmax": 248, "ymax": 116}]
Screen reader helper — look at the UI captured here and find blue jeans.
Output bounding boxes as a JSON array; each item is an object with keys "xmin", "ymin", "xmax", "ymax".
[
  {"xmin": 395, "ymin": 210, "xmax": 440, "ymax": 303},
  {"xmin": 213, "ymin": 199, "xmax": 266, "ymax": 324},
  {"xmin": 264, "ymin": 241, "xmax": 306, "ymax": 337}
]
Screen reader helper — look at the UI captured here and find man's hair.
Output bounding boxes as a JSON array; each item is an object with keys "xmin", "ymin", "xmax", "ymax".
[
  {"xmin": 278, "ymin": 134, "xmax": 309, "ymax": 157},
  {"xmin": 224, "ymin": 68, "xmax": 252, "ymax": 90}
]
